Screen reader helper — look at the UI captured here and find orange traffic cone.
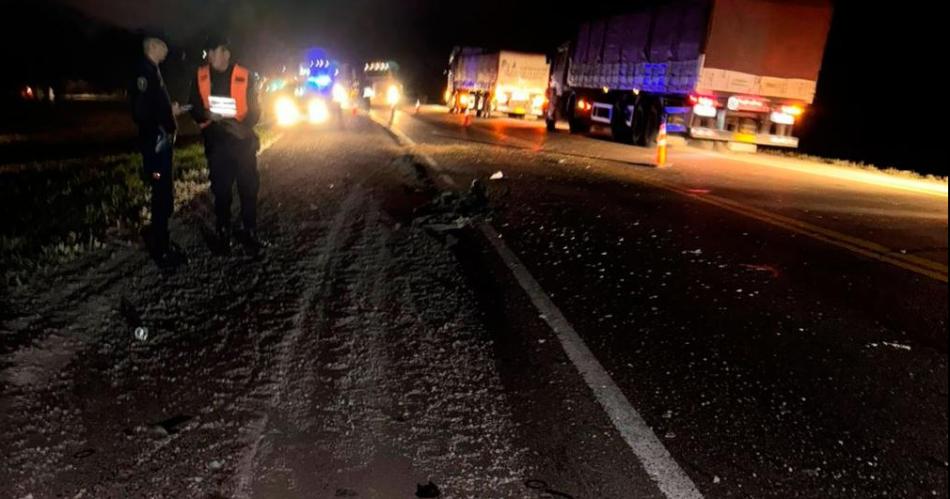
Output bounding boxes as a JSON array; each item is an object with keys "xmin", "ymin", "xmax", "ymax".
[{"xmin": 656, "ymin": 121, "xmax": 668, "ymax": 167}]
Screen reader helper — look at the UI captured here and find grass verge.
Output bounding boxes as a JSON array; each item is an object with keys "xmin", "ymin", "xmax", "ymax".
[{"xmin": 1, "ymin": 125, "xmax": 274, "ymax": 286}]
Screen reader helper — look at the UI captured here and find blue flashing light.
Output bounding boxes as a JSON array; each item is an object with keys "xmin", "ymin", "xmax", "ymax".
[
  {"xmin": 310, "ymin": 74, "xmax": 333, "ymax": 88},
  {"xmin": 666, "ymin": 123, "xmax": 687, "ymax": 133}
]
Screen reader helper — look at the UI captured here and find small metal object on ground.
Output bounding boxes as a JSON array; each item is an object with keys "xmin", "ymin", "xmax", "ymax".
[{"xmin": 133, "ymin": 327, "xmax": 149, "ymax": 342}]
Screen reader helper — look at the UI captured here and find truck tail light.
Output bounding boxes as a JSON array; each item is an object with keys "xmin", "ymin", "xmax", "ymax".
[
  {"xmin": 688, "ymin": 93, "xmax": 717, "ymax": 107},
  {"xmin": 781, "ymin": 105, "xmax": 803, "ymax": 116},
  {"xmin": 576, "ymin": 98, "xmax": 592, "ymax": 111}
]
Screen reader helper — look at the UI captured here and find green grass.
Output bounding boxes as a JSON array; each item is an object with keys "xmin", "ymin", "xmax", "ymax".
[{"xmin": 1, "ymin": 125, "xmax": 274, "ymax": 285}]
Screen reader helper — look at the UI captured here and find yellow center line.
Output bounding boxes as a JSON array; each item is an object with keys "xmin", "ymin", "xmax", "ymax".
[{"xmin": 639, "ymin": 175, "xmax": 949, "ymax": 283}]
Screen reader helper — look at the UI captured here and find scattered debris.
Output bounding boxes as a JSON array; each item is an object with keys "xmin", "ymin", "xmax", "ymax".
[
  {"xmin": 867, "ymin": 341, "xmax": 912, "ymax": 351},
  {"xmin": 416, "ymin": 481, "xmax": 441, "ymax": 498},
  {"xmin": 72, "ymin": 448, "xmax": 95, "ymax": 459},
  {"xmin": 490, "ymin": 171, "xmax": 504, "ymax": 180},
  {"xmin": 154, "ymin": 414, "xmax": 192, "ymax": 435},
  {"xmin": 208, "ymin": 460, "xmax": 223, "ymax": 470},
  {"xmin": 525, "ymin": 479, "xmax": 574, "ymax": 498},
  {"xmin": 335, "ymin": 489, "xmax": 359, "ymax": 497},
  {"xmin": 712, "ymin": 475, "xmax": 721, "ymax": 484},
  {"xmin": 803, "ymin": 468, "xmax": 821, "ymax": 477},
  {"xmin": 740, "ymin": 263, "xmax": 781, "ymax": 279},
  {"xmin": 133, "ymin": 326, "xmax": 149, "ymax": 342},
  {"xmin": 413, "ymin": 181, "xmax": 491, "ymax": 237}
]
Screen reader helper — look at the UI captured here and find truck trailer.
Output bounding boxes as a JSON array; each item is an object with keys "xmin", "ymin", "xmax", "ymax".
[
  {"xmin": 545, "ymin": 0, "xmax": 832, "ymax": 149},
  {"xmin": 446, "ymin": 48, "xmax": 551, "ymax": 119}
]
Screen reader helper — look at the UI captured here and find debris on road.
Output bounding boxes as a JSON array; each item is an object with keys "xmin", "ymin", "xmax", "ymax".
[
  {"xmin": 490, "ymin": 171, "xmax": 504, "ymax": 180},
  {"xmin": 413, "ymin": 180, "xmax": 491, "ymax": 237},
  {"xmin": 154, "ymin": 414, "xmax": 192, "ymax": 435},
  {"xmin": 416, "ymin": 481, "xmax": 441, "ymax": 498},
  {"xmin": 133, "ymin": 327, "xmax": 148, "ymax": 342},
  {"xmin": 867, "ymin": 341, "xmax": 912, "ymax": 351},
  {"xmin": 740, "ymin": 263, "xmax": 781, "ymax": 279}
]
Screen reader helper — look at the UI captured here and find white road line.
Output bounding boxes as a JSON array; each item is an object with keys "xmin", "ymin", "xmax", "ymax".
[
  {"xmin": 378, "ymin": 111, "xmax": 702, "ymax": 498},
  {"xmin": 479, "ymin": 224, "xmax": 702, "ymax": 499},
  {"xmin": 370, "ymin": 110, "xmax": 458, "ymax": 188}
]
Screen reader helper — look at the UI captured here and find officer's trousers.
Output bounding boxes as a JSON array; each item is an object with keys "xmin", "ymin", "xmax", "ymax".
[
  {"xmin": 207, "ymin": 139, "xmax": 259, "ymax": 232},
  {"xmin": 142, "ymin": 144, "xmax": 174, "ymax": 250}
]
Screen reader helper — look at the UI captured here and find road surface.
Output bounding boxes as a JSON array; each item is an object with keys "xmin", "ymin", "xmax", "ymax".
[{"xmin": 1, "ymin": 108, "xmax": 946, "ymax": 498}]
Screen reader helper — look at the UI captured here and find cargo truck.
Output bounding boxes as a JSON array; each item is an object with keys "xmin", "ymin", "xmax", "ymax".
[
  {"xmin": 545, "ymin": 0, "xmax": 832, "ymax": 149},
  {"xmin": 446, "ymin": 48, "xmax": 551, "ymax": 119}
]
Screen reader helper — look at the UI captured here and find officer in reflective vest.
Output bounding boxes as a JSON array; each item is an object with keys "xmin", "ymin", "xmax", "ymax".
[{"xmin": 188, "ymin": 34, "xmax": 262, "ymax": 253}]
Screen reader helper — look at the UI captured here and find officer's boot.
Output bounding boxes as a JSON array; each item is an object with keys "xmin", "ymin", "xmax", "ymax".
[
  {"xmin": 242, "ymin": 229, "xmax": 269, "ymax": 255},
  {"xmin": 216, "ymin": 226, "xmax": 231, "ymax": 254}
]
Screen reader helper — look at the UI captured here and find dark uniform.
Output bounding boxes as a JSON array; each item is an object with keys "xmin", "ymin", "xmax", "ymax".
[
  {"xmin": 130, "ymin": 57, "xmax": 177, "ymax": 256},
  {"xmin": 188, "ymin": 63, "xmax": 261, "ymax": 242}
]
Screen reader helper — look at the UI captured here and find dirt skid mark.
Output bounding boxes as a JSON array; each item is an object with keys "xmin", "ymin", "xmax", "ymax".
[
  {"xmin": 247, "ymin": 194, "xmax": 530, "ymax": 498},
  {"xmin": 231, "ymin": 185, "xmax": 368, "ymax": 498}
]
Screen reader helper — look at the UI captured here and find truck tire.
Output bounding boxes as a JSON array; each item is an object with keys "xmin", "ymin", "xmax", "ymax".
[
  {"xmin": 569, "ymin": 117, "xmax": 590, "ymax": 134},
  {"xmin": 611, "ymin": 101, "xmax": 633, "ymax": 143},
  {"xmin": 632, "ymin": 97, "xmax": 661, "ymax": 147},
  {"xmin": 641, "ymin": 103, "xmax": 661, "ymax": 147}
]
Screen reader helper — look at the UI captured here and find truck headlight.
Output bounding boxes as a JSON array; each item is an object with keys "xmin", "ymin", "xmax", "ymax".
[
  {"xmin": 308, "ymin": 98, "xmax": 330, "ymax": 124},
  {"xmin": 275, "ymin": 96, "xmax": 300, "ymax": 127},
  {"xmin": 386, "ymin": 85, "xmax": 401, "ymax": 106},
  {"xmin": 332, "ymin": 83, "xmax": 349, "ymax": 107}
]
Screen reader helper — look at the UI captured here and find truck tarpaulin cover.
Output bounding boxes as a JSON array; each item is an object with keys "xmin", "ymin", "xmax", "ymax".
[{"xmin": 704, "ymin": 0, "xmax": 831, "ymax": 81}]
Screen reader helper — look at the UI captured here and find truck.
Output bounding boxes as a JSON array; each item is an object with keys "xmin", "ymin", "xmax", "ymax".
[
  {"xmin": 545, "ymin": 0, "xmax": 832, "ymax": 150},
  {"xmin": 361, "ymin": 60, "xmax": 402, "ymax": 108},
  {"xmin": 269, "ymin": 47, "xmax": 345, "ymax": 127},
  {"xmin": 446, "ymin": 48, "xmax": 551, "ymax": 119}
]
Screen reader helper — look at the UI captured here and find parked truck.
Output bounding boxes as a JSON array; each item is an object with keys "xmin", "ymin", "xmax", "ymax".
[
  {"xmin": 446, "ymin": 48, "xmax": 550, "ymax": 119},
  {"xmin": 545, "ymin": 0, "xmax": 832, "ymax": 150}
]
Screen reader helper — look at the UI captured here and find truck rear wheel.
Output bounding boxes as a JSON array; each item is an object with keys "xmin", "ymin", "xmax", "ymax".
[
  {"xmin": 569, "ymin": 117, "xmax": 590, "ymax": 134},
  {"xmin": 611, "ymin": 101, "xmax": 633, "ymax": 143},
  {"xmin": 633, "ymin": 97, "xmax": 661, "ymax": 147}
]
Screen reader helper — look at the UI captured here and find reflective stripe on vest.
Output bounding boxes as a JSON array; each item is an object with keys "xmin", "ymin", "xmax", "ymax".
[{"xmin": 197, "ymin": 64, "xmax": 249, "ymax": 128}]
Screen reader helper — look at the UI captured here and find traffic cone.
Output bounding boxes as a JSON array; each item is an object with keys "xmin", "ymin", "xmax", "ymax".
[{"xmin": 656, "ymin": 121, "xmax": 668, "ymax": 167}]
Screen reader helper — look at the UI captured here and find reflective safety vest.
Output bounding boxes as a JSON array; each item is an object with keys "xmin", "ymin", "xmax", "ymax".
[{"xmin": 197, "ymin": 64, "xmax": 249, "ymax": 127}]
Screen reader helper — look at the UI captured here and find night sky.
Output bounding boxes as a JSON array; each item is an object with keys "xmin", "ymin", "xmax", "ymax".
[{"xmin": 0, "ymin": 0, "xmax": 943, "ymax": 175}]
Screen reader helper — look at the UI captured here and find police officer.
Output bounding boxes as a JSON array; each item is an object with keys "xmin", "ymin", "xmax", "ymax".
[
  {"xmin": 131, "ymin": 36, "xmax": 185, "ymax": 264},
  {"xmin": 188, "ymin": 34, "xmax": 262, "ymax": 253}
]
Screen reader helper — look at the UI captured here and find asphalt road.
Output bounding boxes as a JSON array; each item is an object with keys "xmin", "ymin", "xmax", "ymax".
[{"xmin": 1, "ymin": 108, "xmax": 946, "ymax": 498}]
